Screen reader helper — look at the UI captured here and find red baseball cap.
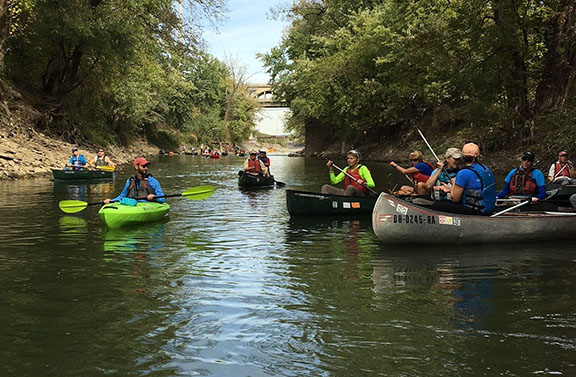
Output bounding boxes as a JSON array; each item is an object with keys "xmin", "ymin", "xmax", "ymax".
[{"xmin": 133, "ymin": 157, "xmax": 150, "ymax": 168}]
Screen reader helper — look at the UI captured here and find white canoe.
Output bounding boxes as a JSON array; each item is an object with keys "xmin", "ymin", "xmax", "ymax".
[{"xmin": 372, "ymin": 193, "xmax": 576, "ymax": 244}]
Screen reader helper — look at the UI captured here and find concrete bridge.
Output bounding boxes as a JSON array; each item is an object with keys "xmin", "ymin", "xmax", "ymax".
[
  {"xmin": 245, "ymin": 84, "xmax": 290, "ymax": 136},
  {"xmin": 246, "ymin": 84, "xmax": 286, "ymax": 108}
]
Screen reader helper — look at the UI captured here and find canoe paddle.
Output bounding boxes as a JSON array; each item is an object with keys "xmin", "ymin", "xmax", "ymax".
[
  {"xmin": 95, "ymin": 165, "xmax": 115, "ymax": 172},
  {"xmin": 491, "ymin": 189, "xmax": 559, "ymax": 217},
  {"xmin": 58, "ymin": 185, "xmax": 215, "ymax": 214},
  {"xmin": 331, "ymin": 163, "xmax": 379, "ymax": 195}
]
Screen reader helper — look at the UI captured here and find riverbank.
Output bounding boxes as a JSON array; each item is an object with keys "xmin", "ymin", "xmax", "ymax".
[{"xmin": 0, "ymin": 126, "xmax": 159, "ymax": 180}]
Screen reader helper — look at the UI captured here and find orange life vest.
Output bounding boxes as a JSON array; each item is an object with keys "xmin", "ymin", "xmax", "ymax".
[
  {"xmin": 344, "ymin": 165, "xmax": 369, "ymax": 195},
  {"xmin": 509, "ymin": 167, "xmax": 537, "ymax": 195},
  {"xmin": 248, "ymin": 158, "xmax": 262, "ymax": 173}
]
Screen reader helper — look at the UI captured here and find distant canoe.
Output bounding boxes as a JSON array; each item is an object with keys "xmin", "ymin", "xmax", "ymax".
[
  {"xmin": 238, "ymin": 171, "xmax": 275, "ymax": 187},
  {"xmin": 52, "ymin": 169, "xmax": 114, "ymax": 180},
  {"xmin": 545, "ymin": 183, "xmax": 576, "ymax": 207},
  {"xmin": 287, "ymin": 189, "xmax": 377, "ymax": 216},
  {"xmin": 372, "ymin": 192, "xmax": 576, "ymax": 244}
]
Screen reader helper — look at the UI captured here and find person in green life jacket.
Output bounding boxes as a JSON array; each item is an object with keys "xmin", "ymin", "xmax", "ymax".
[
  {"xmin": 103, "ymin": 157, "xmax": 165, "ymax": 204},
  {"xmin": 321, "ymin": 149, "xmax": 376, "ymax": 196},
  {"xmin": 424, "ymin": 147, "xmax": 462, "ymax": 201},
  {"xmin": 88, "ymin": 148, "xmax": 116, "ymax": 169},
  {"xmin": 66, "ymin": 147, "xmax": 88, "ymax": 170}
]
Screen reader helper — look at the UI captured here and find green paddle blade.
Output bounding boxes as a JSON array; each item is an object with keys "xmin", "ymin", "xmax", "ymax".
[
  {"xmin": 59, "ymin": 200, "xmax": 89, "ymax": 214},
  {"xmin": 181, "ymin": 185, "xmax": 215, "ymax": 200}
]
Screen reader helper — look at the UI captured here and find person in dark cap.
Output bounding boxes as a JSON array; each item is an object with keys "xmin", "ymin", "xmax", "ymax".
[
  {"xmin": 496, "ymin": 151, "xmax": 546, "ymax": 203},
  {"xmin": 548, "ymin": 150, "xmax": 574, "ymax": 185},
  {"xmin": 258, "ymin": 149, "xmax": 271, "ymax": 173},
  {"xmin": 103, "ymin": 157, "xmax": 164, "ymax": 204},
  {"xmin": 66, "ymin": 147, "xmax": 88, "ymax": 170}
]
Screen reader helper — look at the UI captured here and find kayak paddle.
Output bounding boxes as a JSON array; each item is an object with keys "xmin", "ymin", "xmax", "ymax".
[{"xmin": 58, "ymin": 185, "xmax": 216, "ymax": 214}]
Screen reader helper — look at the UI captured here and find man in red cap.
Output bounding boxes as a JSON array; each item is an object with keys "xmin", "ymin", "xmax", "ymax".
[
  {"xmin": 547, "ymin": 150, "xmax": 574, "ymax": 185},
  {"xmin": 103, "ymin": 157, "xmax": 165, "ymax": 204}
]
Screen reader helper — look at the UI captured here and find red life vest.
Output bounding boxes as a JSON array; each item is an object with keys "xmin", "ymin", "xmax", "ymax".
[
  {"xmin": 344, "ymin": 164, "xmax": 369, "ymax": 195},
  {"xmin": 554, "ymin": 162, "xmax": 571, "ymax": 177},
  {"xmin": 411, "ymin": 161, "xmax": 435, "ymax": 183},
  {"xmin": 248, "ymin": 158, "xmax": 262, "ymax": 173},
  {"xmin": 509, "ymin": 167, "xmax": 537, "ymax": 195}
]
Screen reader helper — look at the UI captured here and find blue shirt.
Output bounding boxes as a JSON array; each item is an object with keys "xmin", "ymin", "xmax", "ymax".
[
  {"xmin": 455, "ymin": 168, "xmax": 483, "ymax": 191},
  {"xmin": 112, "ymin": 175, "xmax": 165, "ymax": 203},
  {"xmin": 68, "ymin": 154, "xmax": 87, "ymax": 166},
  {"xmin": 497, "ymin": 168, "xmax": 546, "ymax": 199},
  {"xmin": 414, "ymin": 161, "xmax": 433, "ymax": 176}
]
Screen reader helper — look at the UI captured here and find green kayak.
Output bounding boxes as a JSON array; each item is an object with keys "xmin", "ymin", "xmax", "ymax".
[{"xmin": 98, "ymin": 202, "xmax": 170, "ymax": 228}]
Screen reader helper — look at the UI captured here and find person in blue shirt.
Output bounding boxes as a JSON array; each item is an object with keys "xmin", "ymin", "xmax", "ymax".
[
  {"xmin": 496, "ymin": 151, "xmax": 546, "ymax": 203},
  {"xmin": 390, "ymin": 151, "xmax": 434, "ymax": 195},
  {"xmin": 103, "ymin": 157, "xmax": 165, "ymax": 204},
  {"xmin": 431, "ymin": 142, "xmax": 496, "ymax": 215},
  {"xmin": 66, "ymin": 147, "xmax": 88, "ymax": 170}
]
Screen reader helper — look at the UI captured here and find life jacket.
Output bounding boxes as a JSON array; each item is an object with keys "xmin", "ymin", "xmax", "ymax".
[
  {"xmin": 344, "ymin": 164, "xmax": 369, "ymax": 195},
  {"xmin": 411, "ymin": 161, "xmax": 435, "ymax": 183},
  {"xmin": 259, "ymin": 156, "xmax": 270, "ymax": 167},
  {"xmin": 94, "ymin": 155, "xmax": 107, "ymax": 167},
  {"xmin": 126, "ymin": 175, "xmax": 156, "ymax": 200},
  {"xmin": 509, "ymin": 167, "xmax": 537, "ymax": 195},
  {"xmin": 461, "ymin": 163, "xmax": 496, "ymax": 214},
  {"xmin": 248, "ymin": 158, "xmax": 262, "ymax": 174},
  {"xmin": 70, "ymin": 155, "xmax": 84, "ymax": 170},
  {"xmin": 554, "ymin": 162, "xmax": 571, "ymax": 177},
  {"xmin": 432, "ymin": 168, "xmax": 458, "ymax": 201}
]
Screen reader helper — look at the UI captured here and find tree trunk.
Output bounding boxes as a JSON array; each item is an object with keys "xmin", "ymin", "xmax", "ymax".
[
  {"xmin": 0, "ymin": 0, "xmax": 9, "ymax": 70},
  {"xmin": 535, "ymin": 0, "xmax": 576, "ymax": 114}
]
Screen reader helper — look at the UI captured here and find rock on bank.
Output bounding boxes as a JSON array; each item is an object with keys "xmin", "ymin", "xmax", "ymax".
[{"xmin": 0, "ymin": 127, "xmax": 159, "ymax": 180}]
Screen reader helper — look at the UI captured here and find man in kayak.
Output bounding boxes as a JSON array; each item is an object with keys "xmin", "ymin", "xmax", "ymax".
[
  {"xmin": 496, "ymin": 151, "xmax": 546, "ymax": 203},
  {"xmin": 431, "ymin": 142, "xmax": 496, "ymax": 215},
  {"xmin": 321, "ymin": 149, "xmax": 375, "ymax": 196},
  {"xmin": 389, "ymin": 151, "xmax": 434, "ymax": 195},
  {"xmin": 66, "ymin": 147, "xmax": 88, "ymax": 170},
  {"xmin": 258, "ymin": 149, "xmax": 271, "ymax": 173},
  {"xmin": 547, "ymin": 150, "xmax": 575, "ymax": 185},
  {"xmin": 88, "ymin": 148, "xmax": 116, "ymax": 169},
  {"xmin": 103, "ymin": 157, "xmax": 165, "ymax": 204},
  {"xmin": 243, "ymin": 150, "xmax": 270, "ymax": 177}
]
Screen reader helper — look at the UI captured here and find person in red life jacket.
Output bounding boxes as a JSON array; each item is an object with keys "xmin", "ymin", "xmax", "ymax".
[
  {"xmin": 103, "ymin": 157, "xmax": 165, "ymax": 204},
  {"xmin": 547, "ymin": 150, "xmax": 575, "ymax": 185},
  {"xmin": 497, "ymin": 151, "xmax": 546, "ymax": 203},
  {"xmin": 258, "ymin": 149, "xmax": 271, "ymax": 173},
  {"xmin": 243, "ymin": 150, "xmax": 270, "ymax": 177},
  {"xmin": 389, "ymin": 151, "xmax": 434, "ymax": 195},
  {"xmin": 321, "ymin": 149, "xmax": 375, "ymax": 196}
]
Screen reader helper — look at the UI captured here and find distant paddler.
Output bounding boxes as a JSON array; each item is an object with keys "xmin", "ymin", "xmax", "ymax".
[
  {"xmin": 243, "ymin": 150, "xmax": 270, "ymax": 177},
  {"xmin": 548, "ymin": 150, "xmax": 575, "ymax": 185},
  {"xmin": 88, "ymin": 147, "xmax": 116, "ymax": 170},
  {"xmin": 321, "ymin": 149, "xmax": 376, "ymax": 196},
  {"xmin": 65, "ymin": 147, "xmax": 88, "ymax": 170},
  {"xmin": 389, "ymin": 151, "xmax": 434, "ymax": 195}
]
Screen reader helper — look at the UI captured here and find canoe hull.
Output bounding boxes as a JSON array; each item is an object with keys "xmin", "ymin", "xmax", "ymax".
[
  {"xmin": 546, "ymin": 183, "xmax": 576, "ymax": 206},
  {"xmin": 238, "ymin": 171, "xmax": 275, "ymax": 187},
  {"xmin": 98, "ymin": 202, "xmax": 170, "ymax": 229},
  {"xmin": 286, "ymin": 189, "xmax": 377, "ymax": 216},
  {"xmin": 53, "ymin": 169, "xmax": 114, "ymax": 180},
  {"xmin": 372, "ymin": 193, "xmax": 576, "ymax": 244}
]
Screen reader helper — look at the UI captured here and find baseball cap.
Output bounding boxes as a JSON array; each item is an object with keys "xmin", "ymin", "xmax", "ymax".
[
  {"xmin": 558, "ymin": 151, "xmax": 568, "ymax": 156},
  {"xmin": 72, "ymin": 147, "xmax": 78, "ymax": 152},
  {"xmin": 444, "ymin": 147, "xmax": 462, "ymax": 159},
  {"xmin": 259, "ymin": 149, "xmax": 266, "ymax": 153},
  {"xmin": 133, "ymin": 157, "xmax": 150, "ymax": 168},
  {"xmin": 249, "ymin": 150, "xmax": 257, "ymax": 155}
]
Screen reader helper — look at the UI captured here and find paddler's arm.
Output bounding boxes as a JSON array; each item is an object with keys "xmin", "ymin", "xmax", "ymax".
[
  {"xmin": 148, "ymin": 177, "xmax": 165, "ymax": 203},
  {"xmin": 425, "ymin": 164, "xmax": 443, "ymax": 190},
  {"xmin": 105, "ymin": 179, "xmax": 130, "ymax": 204},
  {"xmin": 390, "ymin": 161, "xmax": 418, "ymax": 175},
  {"xmin": 358, "ymin": 165, "xmax": 375, "ymax": 188},
  {"xmin": 450, "ymin": 184, "xmax": 464, "ymax": 203}
]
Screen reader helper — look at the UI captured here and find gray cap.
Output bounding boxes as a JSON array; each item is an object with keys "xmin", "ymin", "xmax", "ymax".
[{"xmin": 445, "ymin": 147, "xmax": 462, "ymax": 159}]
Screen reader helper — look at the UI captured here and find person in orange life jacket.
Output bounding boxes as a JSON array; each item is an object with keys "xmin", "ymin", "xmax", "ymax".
[
  {"xmin": 431, "ymin": 142, "xmax": 496, "ymax": 215},
  {"xmin": 103, "ymin": 157, "xmax": 165, "ymax": 204},
  {"xmin": 321, "ymin": 149, "xmax": 375, "ymax": 196},
  {"xmin": 547, "ymin": 150, "xmax": 575, "ymax": 185},
  {"xmin": 496, "ymin": 151, "xmax": 546, "ymax": 204},
  {"xmin": 389, "ymin": 151, "xmax": 434, "ymax": 195},
  {"xmin": 88, "ymin": 148, "xmax": 116, "ymax": 169},
  {"xmin": 66, "ymin": 147, "xmax": 88, "ymax": 170},
  {"xmin": 243, "ymin": 150, "xmax": 269, "ymax": 177},
  {"xmin": 258, "ymin": 149, "xmax": 270, "ymax": 173}
]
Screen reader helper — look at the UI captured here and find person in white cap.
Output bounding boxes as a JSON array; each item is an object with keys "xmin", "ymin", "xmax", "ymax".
[
  {"xmin": 243, "ymin": 150, "xmax": 269, "ymax": 177},
  {"xmin": 424, "ymin": 147, "xmax": 462, "ymax": 201},
  {"xmin": 547, "ymin": 150, "xmax": 574, "ymax": 185},
  {"xmin": 66, "ymin": 147, "xmax": 88, "ymax": 170}
]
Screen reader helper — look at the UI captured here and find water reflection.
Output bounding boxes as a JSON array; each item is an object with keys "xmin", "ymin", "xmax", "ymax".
[{"xmin": 58, "ymin": 216, "xmax": 88, "ymax": 245}]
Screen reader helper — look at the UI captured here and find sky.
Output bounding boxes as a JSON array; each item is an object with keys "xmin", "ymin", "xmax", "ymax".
[{"xmin": 202, "ymin": 0, "xmax": 288, "ymax": 84}]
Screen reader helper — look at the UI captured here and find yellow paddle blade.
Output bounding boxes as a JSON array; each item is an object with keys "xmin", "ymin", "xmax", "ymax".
[
  {"xmin": 96, "ymin": 165, "xmax": 115, "ymax": 172},
  {"xmin": 181, "ymin": 185, "xmax": 215, "ymax": 200},
  {"xmin": 58, "ymin": 200, "xmax": 89, "ymax": 214}
]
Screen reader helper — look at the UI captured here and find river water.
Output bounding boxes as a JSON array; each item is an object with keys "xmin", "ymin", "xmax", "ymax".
[{"xmin": 0, "ymin": 155, "xmax": 575, "ymax": 376}]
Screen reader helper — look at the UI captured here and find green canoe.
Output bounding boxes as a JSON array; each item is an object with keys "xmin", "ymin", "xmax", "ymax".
[
  {"xmin": 286, "ymin": 189, "xmax": 378, "ymax": 216},
  {"xmin": 98, "ymin": 202, "xmax": 170, "ymax": 228},
  {"xmin": 53, "ymin": 169, "xmax": 114, "ymax": 180}
]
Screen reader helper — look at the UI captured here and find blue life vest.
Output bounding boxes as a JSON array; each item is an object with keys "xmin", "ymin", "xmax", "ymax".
[{"xmin": 462, "ymin": 163, "xmax": 496, "ymax": 214}]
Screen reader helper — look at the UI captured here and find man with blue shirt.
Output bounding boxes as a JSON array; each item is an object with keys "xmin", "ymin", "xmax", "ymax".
[
  {"xmin": 66, "ymin": 147, "xmax": 88, "ymax": 170},
  {"xmin": 103, "ymin": 157, "xmax": 165, "ymax": 204},
  {"xmin": 496, "ymin": 151, "xmax": 546, "ymax": 203},
  {"xmin": 431, "ymin": 142, "xmax": 496, "ymax": 215}
]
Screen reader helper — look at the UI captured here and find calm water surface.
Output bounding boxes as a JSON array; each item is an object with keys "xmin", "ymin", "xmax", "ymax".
[{"xmin": 0, "ymin": 155, "xmax": 575, "ymax": 376}]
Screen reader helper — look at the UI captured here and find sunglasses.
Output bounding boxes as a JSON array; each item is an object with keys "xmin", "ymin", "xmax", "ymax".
[
  {"xmin": 521, "ymin": 157, "xmax": 534, "ymax": 162},
  {"xmin": 410, "ymin": 159, "xmax": 419, "ymax": 162}
]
